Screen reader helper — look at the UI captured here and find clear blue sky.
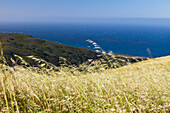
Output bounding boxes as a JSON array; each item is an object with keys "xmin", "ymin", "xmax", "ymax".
[{"xmin": 0, "ymin": 0, "xmax": 170, "ymax": 22}]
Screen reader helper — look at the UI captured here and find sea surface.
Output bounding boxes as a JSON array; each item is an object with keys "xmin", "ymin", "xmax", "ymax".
[{"xmin": 0, "ymin": 21, "xmax": 170, "ymax": 58}]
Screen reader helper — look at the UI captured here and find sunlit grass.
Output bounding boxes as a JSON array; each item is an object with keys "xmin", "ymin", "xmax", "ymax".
[{"xmin": 0, "ymin": 56, "xmax": 169, "ymax": 112}]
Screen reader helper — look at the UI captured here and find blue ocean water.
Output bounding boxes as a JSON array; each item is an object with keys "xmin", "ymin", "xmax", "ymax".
[{"xmin": 0, "ymin": 21, "xmax": 170, "ymax": 57}]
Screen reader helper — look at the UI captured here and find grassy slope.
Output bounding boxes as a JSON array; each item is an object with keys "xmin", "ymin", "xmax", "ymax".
[
  {"xmin": 0, "ymin": 56, "xmax": 169, "ymax": 112},
  {"xmin": 0, "ymin": 33, "xmax": 148, "ymax": 67},
  {"xmin": 0, "ymin": 33, "xmax": 97, "ymax": 66}
]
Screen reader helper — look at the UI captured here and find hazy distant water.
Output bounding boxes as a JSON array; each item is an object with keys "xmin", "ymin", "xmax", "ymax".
[{"xmin": 0, "ymin": 22, "xmax": 170, "ymax": 57}]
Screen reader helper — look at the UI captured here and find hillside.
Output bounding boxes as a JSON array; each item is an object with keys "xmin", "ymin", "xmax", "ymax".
[
  {"xmin": 0, "ymin": 55, "xmax": 169, "ymax": 112},
  {"xmin": 0, "ymin": 33, "xmax": 148, "ymax": 67},
  {"xmin": 0, "ymin": 33, "xmax": 97, "ymax": 66}
]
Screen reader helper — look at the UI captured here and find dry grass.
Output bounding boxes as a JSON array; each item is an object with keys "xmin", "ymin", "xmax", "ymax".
[{"xmin": 0, "ymin": 56, "xmax": 169, "ymax": 112}]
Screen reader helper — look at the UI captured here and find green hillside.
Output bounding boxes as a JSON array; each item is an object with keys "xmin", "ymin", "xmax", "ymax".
[
  {"xmin": 0, "ymin": 33, "xmax": 148, "ymax": 68},
  {"xmin": 0, "ymin": 33, "xmax": 97, "ymax": 66}
]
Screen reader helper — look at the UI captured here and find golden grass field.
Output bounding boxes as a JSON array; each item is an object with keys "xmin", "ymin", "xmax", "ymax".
[{"xmin": 0, "ymin": 56, "xmax": 169, "ymax": 112}]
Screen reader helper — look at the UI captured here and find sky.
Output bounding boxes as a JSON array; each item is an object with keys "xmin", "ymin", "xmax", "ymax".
[{"xmin": 0, "ymin": 0, "xmax": 170, "ymax": 22}]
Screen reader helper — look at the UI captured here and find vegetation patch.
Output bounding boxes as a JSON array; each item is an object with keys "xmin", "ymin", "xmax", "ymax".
[
  {"xmin": 0, "ymin": 33, "xmax": 148, "ymax": 68},
  {"xmin": 0, "ymin": 56, "xmax": 169, "ymax": 112}
]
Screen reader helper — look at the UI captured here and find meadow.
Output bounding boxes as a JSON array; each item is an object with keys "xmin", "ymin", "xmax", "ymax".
[{"xmin": 0, "ymin": 55, "xmax": 169, "ymax": 112}]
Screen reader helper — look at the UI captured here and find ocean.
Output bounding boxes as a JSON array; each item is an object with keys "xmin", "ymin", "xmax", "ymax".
[{"xmin": 0, "ymin": 20, "xmax": 170, "ymax": 58}]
